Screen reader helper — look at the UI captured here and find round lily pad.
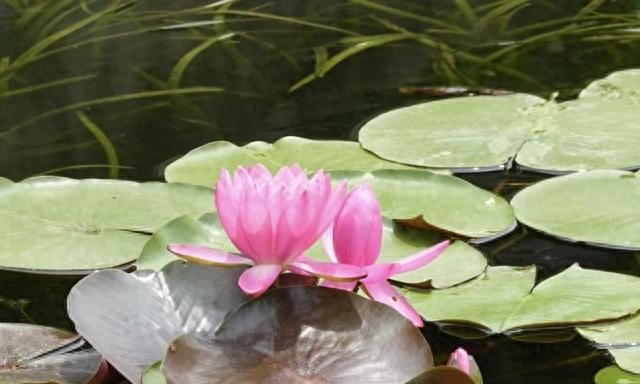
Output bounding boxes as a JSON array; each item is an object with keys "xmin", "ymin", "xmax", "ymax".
[
  {"xmin": 330, "ymin": 170, "xmax": 515, "ymax": 239},
  {"xmin": 164, "ymin": 136, "xmax": 415, "ymax": 188},
  {"xmin": 511, "ymin": 170, "xmax": 640, "ymax": 250},
  {"xmin": 0, "ymin": 177, "xmax": 214, "ymax": 272},
  {"xmin": 405, "ymin": 264, "xmax": 640, "ymax": 334},
  {"xmin": 579, "ymin": 69, "xmax": 640, "ymax": 100},
  {"xmin": 594, "ymin": 365, "xmax": 640, "ymax": 384},
  {"xmin": 358, "ymin": 94, "xmax": 545, "ymax": 171}
]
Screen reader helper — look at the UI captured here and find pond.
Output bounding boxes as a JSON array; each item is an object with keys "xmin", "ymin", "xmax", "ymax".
[{"xmin": 1, "ymin": 1, "xmax": 640, "ymax": 383}]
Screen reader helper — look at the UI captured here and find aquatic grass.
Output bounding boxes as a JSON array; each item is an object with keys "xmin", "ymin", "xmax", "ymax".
[
  {"xmin": 75, "ymin": 111, "xmax": 119, "ymax": 179},
  {"xmin": 0, "ymin": 73, "xmax": 97, "ymax": 98},
  {"xmin": 168, "ymin": 33, "xmax": 234, "ymax": 88},
  {"xmin": 34, "ymin": 164, "xmax": 133, "ymax": 177}
]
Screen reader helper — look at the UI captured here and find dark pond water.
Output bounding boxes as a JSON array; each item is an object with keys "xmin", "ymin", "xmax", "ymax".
[{"xmin": 1, "ymin": 1, "xmax": 640, "ymax": 383}]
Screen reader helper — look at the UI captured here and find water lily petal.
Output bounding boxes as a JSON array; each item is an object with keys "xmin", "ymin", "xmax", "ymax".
[
  {"xmin": 448, "ymin": 347, "xmax": 471, "ymax": 375},
  {"xmin": 238, "ymin": 264, "xmax": 282, "ymax": 297},
  {"xmin": 332, "ymin": 184, "xmax": 382, "ymax": 266},
  {"xmin": 321, "ymin": 225, "xmax": 338, "ymax": 263},
  {"xmin": 362, "ymin": 281, "xmax": 424, "ymax": 327},
  {"xmin": 360, "ymin": 263, "xmax": 399, "ymax": 284},
  {"xmin": 289, "ymin": 259, "xmax": 368, "ymax": 282},
  {"xmin": 168, "ymin": 244, "xmax": 253, "ymax": 266},
  {"xmin": 395, "ymin": 240, "xmax": 450, "ymax": 274},
  {"xmin": 319, "ymin": 280, "xmax": 358, "ymax": 291}
]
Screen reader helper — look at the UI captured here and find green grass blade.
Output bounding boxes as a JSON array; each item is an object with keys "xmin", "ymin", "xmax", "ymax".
[
  {"xmin": 75, "ymin": 111, "xmax": 119, "ymax": 179},
  {"xmin": 454, "ymin": 0, "xmax": 479, "ymax": 26},
  {"xmin": 34, "ymin": 164, "xmax": 133, "ymax": 176},
  {"xmin": 168, "ymin": 33, "xmax": 234, "ymax": 88},
  {"xmin": 0, "ymin": 73, "xmax": 96, "ymax": 98}
]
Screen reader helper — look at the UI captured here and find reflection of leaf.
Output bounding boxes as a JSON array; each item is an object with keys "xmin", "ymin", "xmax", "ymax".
[
  {"xmin": 0, "ymin": 177, "xmax": 214, "ymax": 272},
  {"xmin": 406, "ymin": 264, "xmax": 640, "ymax": 333},
  {"xmin": 512, "ymin": 170, "xmax": 640, "ymax": 250},
  {"xmin": 162, "ymin": 287, "xmax": 433, "ymax": 383},
  {"xmin": 0, "ymin": 323, "xmax": 102, "ymax": 384},
  {"xmin": 67, "ymin": 261, "xmax": 248, "ymax": 383}
]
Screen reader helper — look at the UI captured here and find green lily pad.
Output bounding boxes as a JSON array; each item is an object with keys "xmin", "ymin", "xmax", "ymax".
[
  {"xmin": 307, "ymin": 218, "xmax": 487, "ymax": 288},
  {"xmin": 358, "ymin": 70, "xmax": 640, "ymax": 173},
  {"xmin": 406, "ymin": 264, "xmax": 640, "ymax": 333},
  {"xmin": 594, "ymin": 366, "xmax": 640, "ymax": 384},
  {"xmin": 0, "ymin": 177, "xmax": 214, "ymax": 272},
  {"xmin": 358, "ymin": 94, "xmax": 545, "ymax": 171},
  {"xmin": 136, "ymin": 213, "xmax": 235, "ymax": 271},
  {"xmin": 330, "ymin": 170, "xmax": 515, "ymax": 239},
  {"xmin": 142, "ymin": 362, "xmax": 167, "ymax": 384},
  {"xmin": 164, "ymin": 136, "xmax": 416, "ymax": 188},
  {"xmin": 0, "ymin": 323, "xmax": 102, "ymax": 384},
  {"xmin": 579, "ymin": 314, "xmax": 640, "ymax": 374},
  {"xmin": 511, "ymin": 170, "xmax": 640, "ymax": 250},
  {"xmin": 580, "ymin": 69, "xmax": 640, "ymax": 100}
]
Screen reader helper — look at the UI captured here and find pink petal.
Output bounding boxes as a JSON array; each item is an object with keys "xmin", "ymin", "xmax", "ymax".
[
  {"xmin": 319, "ymin": 280, "xmax": 358, "ymax": 291},
  {"xmin": 288, "ymin": 259, "xmax": 367, "ymax": 282},
  {"xmin": 362, "ymin": 281, "xmax": 424, "ymax": 327},
  {"xmin": 448, "ymin": 347, "xmax": 471, "ymax": 375},
  {"xmin": 360, "ymin": 263, "xmax": 399, "ymax": 284},
  {"xmin": 332, "ymin": 184, "xmax": 382, "ymax": 266},
  {"xmin": 238, "ymin": 264, "xmax": 282, "ymax": 297},
  {"xmin": 168, "ymin": 244, "xmax": 253, "ymax": 266},
  {"xmin": 215, "ymin": 169, "xmax": 238, "ymax": 238},
  {"xmin": 395, "ymin": 240, "xmax": 450, "ymax": 274},
  {"xmin": 321, "ymin": 225, "xmax": 338, "ymax": 263}
]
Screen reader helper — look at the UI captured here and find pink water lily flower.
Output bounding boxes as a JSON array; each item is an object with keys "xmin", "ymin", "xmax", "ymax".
[
  {"xmin": 320, "ymin": 184, "xmax": 450, "ymax": 327},
  {"xmin": 169, "ymin": 164, "xmax": 367, "ymax": 297},
  {"xmin": 448, "ymin": 347, "xmax": 471, "ymax": 375}
]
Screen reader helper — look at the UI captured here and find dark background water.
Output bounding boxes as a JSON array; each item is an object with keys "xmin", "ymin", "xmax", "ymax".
[{"xmin": 1, "ymin": 1, "xmax": 640, "ymax": 383}]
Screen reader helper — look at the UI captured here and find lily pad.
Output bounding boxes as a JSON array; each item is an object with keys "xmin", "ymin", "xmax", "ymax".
[
  {"xmin": 594, "ymin": 366, "xmax": 640, "ymax": 384},
  {"xmin": 142, "ymin": 362, "xmax": 167, "ymax": 384},
  {"xmin": 405, "ymin": 264, "xmax": 640, "ymax": 333},
  {"xmin": 136, "ymin": 213, "xmax": 235, "ymax": 271},
  {"xmin": 579, "ymin": 314, "xmax": 640, "ymax": 374},
  {"xmin": 511, "ymin": 170, "xmax": 640, "ymax": 250},
  {"xmin": 67, "ymin": 261, "xmax": 247, "ymax": 383},
  {"xmin": 358, "ymin": 70, "xmax": 640, "ymax": 173},
  {"xmin": 307, "ymin": 218, "xmax": 487, "ymax": 288},
  {"xmin": 330, "ymin": 170, "xmax": 515, "ymax": 239},
  {"xmin": 0, "ymin": 177, "xmax": 214, "ymax": 272},
  {"xmin": 162, "ymin": 286, "xmax": 433, "ymax": 383},
  {"xmin": 164, "ymin": 136, "xmax": 415, "ymax": 188},
  {"xmin": 358, "ymin": 94, "xmax": 545, "ymax": 171},
  {"xmin": 0, "ymin": 323, "xmax": 102, "ymax": 384}
]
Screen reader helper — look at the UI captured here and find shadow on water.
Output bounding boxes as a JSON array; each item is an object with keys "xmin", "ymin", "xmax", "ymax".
[{"xmin": 1, "ymin": 1, "xmax": 640, "ymax": 382}]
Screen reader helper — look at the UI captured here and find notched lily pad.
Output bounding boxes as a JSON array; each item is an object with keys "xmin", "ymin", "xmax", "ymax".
[
  {"xmin": 0, "ymin": 177, "xmax": 214, "ymax": 272},
  {"xmin": 511, "ymin": 170, "xmax": 640, "ymax": 250},
  {"xmin": 330, "ymin": 169, "xmax": 515, "ymax": 239},
  {"xmin": 0, "ymin": 323, "xmax": 102, "ymax": 384},
  {"xmin": 406, "ymin": 264, "xmax": 640, "ymax": 334},
  {"xmin": 162, "ymin": 286, "xmax": 433, "ymax": 384},
  {"xmin": 164, "ymin": 136, "xmax": 416, "ymax": 188},
  {"xmin": 67, "ymin": 261, "xmax": 248, "ymax": 383}
]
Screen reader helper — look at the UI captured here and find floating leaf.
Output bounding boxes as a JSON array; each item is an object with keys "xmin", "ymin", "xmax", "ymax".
[
  {"xmin": 579, "ymin": 314, "xmax": 640, "ymax": 374},
  {"xmin": 136, "ymin": 213, "xmax": 235, "ymax": 271},
  {"xmin": 358, "ymin": 94, "xmax": 545, "ymax": 171},
  {"xmin": 511, "ymin": 170, "xmax": 640, "ymax": 250},
  {"xmin": 142, "ymin": 362, "xmax": 167, "ymax": 384},
  {"xmin": 307, "ymin": 218, "xmax": 487, "ymax": 288},
  {"xmin": 406, "ymin": 264, "xmax": 640, "ymax": 333},
  {"xmin": 358, "ymin": 70, "xmax": 640, "ymax": 173},
  {"xmin": 594, "ymin": 365, "xmax": 640, "ymax": 384},
  {"xmin": 330, "ymin": 170, "xmax": 515, "ymax": 239},
  {"xmin": 0, "ymin": 177, "xmax": 214, "ymax": 271},
  {"xmin": 164, "ymin": 136, "xmax": 416, "ymax": 188},
  {"xmin": 0, "ymin": 323, "xmax": 102, "ymax": 384},
  {"xmin": 67, "ymin": 261, "xmax": 247, "ymax": 383},
  {"xmin": 162, "ymin": 287, "xmax": 433, "ymax": 383}
]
